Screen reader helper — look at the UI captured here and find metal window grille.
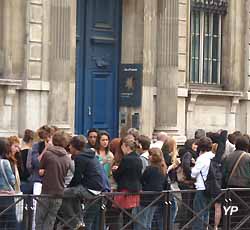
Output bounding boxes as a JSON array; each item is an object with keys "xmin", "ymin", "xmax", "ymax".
[{"xmin": 190, "ymin": 11, "xmax": 222, "ymax": 85}]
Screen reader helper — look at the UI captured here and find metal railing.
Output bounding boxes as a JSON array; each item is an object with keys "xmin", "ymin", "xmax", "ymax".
[{"xmin": 1, "ymin": 188, "xmax": 250, "ymax": 230}]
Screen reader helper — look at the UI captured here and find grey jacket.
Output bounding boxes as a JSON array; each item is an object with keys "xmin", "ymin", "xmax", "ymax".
[{"xmin": 223, "ymin": 150, "xmax": 250, "ymax": 188}]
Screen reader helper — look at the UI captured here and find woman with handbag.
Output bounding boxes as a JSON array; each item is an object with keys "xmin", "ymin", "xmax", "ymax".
[
  {"xmin": 0, "ymin": 138, "xmax": 16, "ymax": 229},
  {"xmin": 6, "ymin": 136, "xmax": 21, "ymax": 193},
  {"xmin": 177, "ymin": 139, "xmax": 198, "ymax": 229},
  {"xmin": 161, "ymin": 137, "xmax": 180, "ymax": 230},
  {"xmin": 6, "ymin": 136, "xmax": 24, "ymax": 229}
]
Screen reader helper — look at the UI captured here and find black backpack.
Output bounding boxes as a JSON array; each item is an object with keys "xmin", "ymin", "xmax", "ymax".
[{"xmin": 201, "ymin": 158, "xmax": 223, "ymax": 198}]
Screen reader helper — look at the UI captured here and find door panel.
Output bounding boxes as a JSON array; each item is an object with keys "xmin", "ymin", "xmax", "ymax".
[
  {"xmin": 76, "ymin": 0, "xmax": 120, "ymax": 137},
  {"xmin": 92, "ymin": 0, "xmax": 115, "ymax": 29},
  {"xmin": 92, "ymin": 71, "xmax": 113, "ymax": 134}
]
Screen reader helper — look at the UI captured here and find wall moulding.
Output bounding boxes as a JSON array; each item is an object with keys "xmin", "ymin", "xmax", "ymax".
[
  {"xmin": 0, "ymin": 79, "xmax": 22, "ymax": 106},
  {"xmin": 188, "ymin": 88, "xmax": 243, "ymax": 113}
]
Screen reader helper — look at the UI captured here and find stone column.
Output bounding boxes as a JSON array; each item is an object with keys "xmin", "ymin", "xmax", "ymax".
[
  {"xmin": 239, "ymin": 0, "xmax": 250, "ymax": 134},
  {"xmin": 2, "ymin": 0, "xmax": 12, "ymax": 76},
  {"xmin": 0, "ymin": 2, "xmax": 3, "ymax": 74},
  {"xmin": 222, "ymin": 0, "xmax": 245, "ymax": 91},
  {"xmin": 245, "ymin": 0, "xmax": 250, "ymax": 92},
  {"xmin": 140, "ymin": 0, "xmax": 158, "ymax": 136},
  {"xmin": 19, "ymin": 0, "xmax": 50, "ymax": 134},
  {"xmin": 155, "ymin": 0, "xmax": 179, "ymax": 134},
  {"xmin": 47, "ymin": 0, "xmax": 72, "ymax": 130},
  {"xmin": 120, "ymin": 0, "xmax": 145, "ymax": 136}
]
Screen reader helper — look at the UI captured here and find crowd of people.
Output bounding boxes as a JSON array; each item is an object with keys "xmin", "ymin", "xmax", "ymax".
[{"xmin": 0, "ymin": 126, "xmax": 250, "ymax": 230}]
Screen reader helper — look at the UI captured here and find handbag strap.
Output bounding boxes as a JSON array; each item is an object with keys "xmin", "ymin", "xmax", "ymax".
[
  {"xmin": 0, "ymin": 160, "xmax": 14, "ymax": 191},
  {"xmin": 228, "ymin": 152, "xmax": 246, "ymax": 184},
  {"xmin": 200, "ymin": 170, "xmax": 206, "ymax": 186},
  {"xmin": 14, "ymin": 164, "xmax": 21, "ymax": 193}
]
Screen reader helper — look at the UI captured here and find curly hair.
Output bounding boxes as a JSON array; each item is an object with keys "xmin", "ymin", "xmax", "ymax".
[
  {"xmin": 6, "ymin": 136, "xmax": 20, "ymax": 165},
  {"xmin": 7, "ymin": 136, "xmax": 20, "ymax": 146}
]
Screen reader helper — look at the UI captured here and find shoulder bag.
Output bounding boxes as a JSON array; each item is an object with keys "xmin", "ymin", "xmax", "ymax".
[
  {"xmin": 227, "ymin": 152, "xmax": 246, "ymax": 185},
  {"xmin": 0, "ymin": 159, "xmax": 23, "ymax": 222},
  {"xmin": 0, "ymin": 159, "xmax": 15, "ymax": 192}
]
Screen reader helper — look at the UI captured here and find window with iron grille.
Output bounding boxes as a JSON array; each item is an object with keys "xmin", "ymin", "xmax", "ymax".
[{"xmin": 190, "ymin": 0, "xmax": 228, "ymax": 85}]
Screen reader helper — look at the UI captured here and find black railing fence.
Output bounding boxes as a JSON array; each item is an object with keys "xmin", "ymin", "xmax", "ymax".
[{"xmin": 1, "ymin": 188, "xmax": 250, "ymax": 230}]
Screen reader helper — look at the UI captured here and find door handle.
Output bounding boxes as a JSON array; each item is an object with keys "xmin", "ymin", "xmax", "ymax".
[{"xmin": 88, "ymin": 106, "xmax": 92, "ymax": 116}]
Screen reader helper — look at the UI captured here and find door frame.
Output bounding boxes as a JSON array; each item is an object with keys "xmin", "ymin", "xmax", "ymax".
[{"xmin": 75, "ymin": 0, "xmax": 122, "ymax": 137}]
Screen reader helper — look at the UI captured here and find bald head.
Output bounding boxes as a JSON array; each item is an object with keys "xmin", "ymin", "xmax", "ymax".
[{"xmin": 157, "ymin": 132, "xmax": 168, "ymax": 142}]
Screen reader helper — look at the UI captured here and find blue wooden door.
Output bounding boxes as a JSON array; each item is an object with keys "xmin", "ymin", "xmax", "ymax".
[{"xmin": 76, "ymin": 0, "xmax": 121, "ymax": 137}]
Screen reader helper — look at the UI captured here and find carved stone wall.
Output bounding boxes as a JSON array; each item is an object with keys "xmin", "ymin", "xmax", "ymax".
[
  {"xmin": 48, "ymin": 0, "xmax": 74, "ymax": 130},
  {"xmin": 155, "ymin": 0, "xmax": 179, "ymax": 133}
]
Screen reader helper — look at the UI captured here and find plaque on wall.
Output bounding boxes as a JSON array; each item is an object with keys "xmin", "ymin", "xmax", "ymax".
[{"xmin": 119, "ymin": 64, "xmax": 142, "ymax": 107}]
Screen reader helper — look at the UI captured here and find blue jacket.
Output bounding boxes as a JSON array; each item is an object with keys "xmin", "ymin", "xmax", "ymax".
[
  {"xmin": 0, "ymin": 159, "xmax": 15, "ymax": 191},
  {"xmin": 69, "ymin": 148, "xmax": 104, "ymax": 191},
  {"xmin": 26, "ymin": 142, "xmax": 45, "ymax": 183}
]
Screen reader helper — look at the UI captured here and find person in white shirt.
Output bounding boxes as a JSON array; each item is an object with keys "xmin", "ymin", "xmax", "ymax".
[
  {"xmin": 222, "ymin": 139, "xmax": 235, "ymax": 160},
  {"xmin": 191, "ymin": 137, "xmax": 214, "ymax": 230}
]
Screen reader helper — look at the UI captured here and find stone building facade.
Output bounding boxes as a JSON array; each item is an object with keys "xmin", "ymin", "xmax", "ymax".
[{"xmin": 0, "ymin": 0, "xmax": 249, "ymax": 141}]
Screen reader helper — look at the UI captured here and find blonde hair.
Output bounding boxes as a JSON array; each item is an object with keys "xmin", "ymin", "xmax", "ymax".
[
  {"xmin": 212, "ymin": 143, "xmax": 218, "ymax": 154},
  {"xmin": 8, "ymin": 136, "xmax": 20, "ymax": 146},
  {"xmin": 165, "ymin": 137, "xmax": 178, "ymax": 164},
  {"xmin": 149, "ymin": 148, "xmax": 167, "ymax": 175}
]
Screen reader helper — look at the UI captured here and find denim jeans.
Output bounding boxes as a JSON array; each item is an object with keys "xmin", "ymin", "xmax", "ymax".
[
  {"xmin": 151, "ymin": 195, "xmax": 177, "ymax": 230},
  {"xmin": 133, "ymin": 205, "xmax": 157, "ymax": 230},
  {"xmin": 85, "ymin": 199, "xmax": 102, "ymax": 230},
  {"xmin": 192, "ymin": 190, "xmax": 210, "ymax": 230},
  {"xmin": 170, "ymin": 196, "xmax": 178, "ymax": 229},
  {"xmin": 35, "ymin": 197, "xmax": 62, "ymax": 230},
  {"xmin": 60, "ymin": 185, "xmax": 97, "ymax": 228}
]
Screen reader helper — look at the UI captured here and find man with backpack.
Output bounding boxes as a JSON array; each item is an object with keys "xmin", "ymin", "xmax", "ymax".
[{"xmin": 191, "ymin": 137, "xmax": 214, "ymax": 230}]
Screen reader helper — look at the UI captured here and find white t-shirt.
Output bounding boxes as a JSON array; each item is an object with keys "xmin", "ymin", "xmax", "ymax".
[
  {"xmin": 222, "ymin": 140, "xmax": 235, "ymax": 159},
  {"xmin": 191, "ymin": 151, "xmax": 215, "ymax": 190},
  {"xmin": 150, "ymin": 141, "xmax": 164, "ymax": 149}
]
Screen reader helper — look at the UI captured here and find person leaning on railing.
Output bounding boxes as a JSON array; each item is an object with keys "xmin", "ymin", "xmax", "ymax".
[
  {"xmin": 60, "ymin": 135, "xmax": 104, "ymax": 229},
  {"xmin": 0, "ymin": 138, "xmax": 17, "ymax": 229}
]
